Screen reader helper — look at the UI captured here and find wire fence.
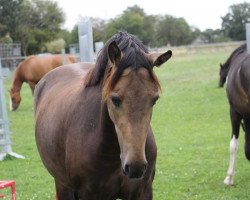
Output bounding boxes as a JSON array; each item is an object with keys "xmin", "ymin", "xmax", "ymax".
[{"xmin": 0, "ymin": 43, "xmax": 25, "ymax": 69}]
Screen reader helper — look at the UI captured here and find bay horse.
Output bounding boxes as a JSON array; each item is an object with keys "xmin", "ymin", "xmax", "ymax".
[
  {"xmin": 35, "ymin": 32, "xmax": 172, "ymax": 199},
  {"xmin": 219, "ymin": 43, "xmax": 250, "ymax": 185},
  {"xmin": 9, "ymin": 54, "xmax": 75, "ymax": 111}
]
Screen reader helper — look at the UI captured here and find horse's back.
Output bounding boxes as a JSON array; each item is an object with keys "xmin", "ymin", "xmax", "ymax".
[
  {"xmin": 67, "ymin": 55, "xmax": 76, "ymax": 63},
  {"xmin": 34, "ymin": 62, "xmax": 94, "ymax": 113},
  {"xmin": 23, "ymin": 55, "xmax": 75, "ymax": 82}
]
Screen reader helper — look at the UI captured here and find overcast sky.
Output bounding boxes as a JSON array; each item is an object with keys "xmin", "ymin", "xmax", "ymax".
[{"xmin": 55, "ymin": 0, "xmax": 246, "ymax": 31}]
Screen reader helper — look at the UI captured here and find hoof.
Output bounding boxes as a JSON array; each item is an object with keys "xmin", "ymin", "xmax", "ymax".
[{"xmin": 224, "ymin": 176, "xmax": 234, "ymax": 186}]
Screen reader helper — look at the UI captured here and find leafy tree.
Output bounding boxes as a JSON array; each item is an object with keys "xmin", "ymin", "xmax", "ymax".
[
  {"xmin": 45, "ymin": 38, "xmax": 66, "ymax": 53},
  {"xmin": 69, "ymin": 25, "xmax": 79, "ymax": 44},
  {"xmin": 221, "ymin": 2, "xmax": 250, "ymax": 41},
  {"xmin": 141, "ymin": 15, "xmax": 157, "ymax": 46},
  {"xmin": 91, "ymin": 17, "xmax": 106, "ymax": 43},
  {"xmin": 190, "ymin": 27, "xmax": 201, "ymax": 42},
  {"xmin": 156, "ymin": 15, "xmax": 193, "ymax": 46},
  {"xmin": 105, "ymin": 5, "xmax": 154, "ymax": 45},
  {"xmin": 200, "ymin": 29, "xmax": 231, "ymax": 43},
  {"xmin": 25, "ymin": 0, "xmax": 65, "ymax": 54},
  {"xmin": 0, "ymin": 0, "xmax": 65, "ymax": 55},
  {"xmin": 57, "ymin": 29, "xmax": 71, "ymax": 52},
  {"xmin": 0, "ymin": 33, "xmax": 12, "ymax": 43},
  {"xmin": 0, "ymin": 0, "xmax": 23, "ymax": 40}
]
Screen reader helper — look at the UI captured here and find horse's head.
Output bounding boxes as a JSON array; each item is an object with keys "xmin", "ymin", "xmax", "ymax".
[
  {"xmin": 103, "ymin": 41, "xmax": 172, "ymax": 179},
  {"xmin": 9, "ymin": 89, "xmax": 21, "ymax": 111},
  {"xmin": 219, "ymin": 63, "xmax": 228, "ymax": 87}
]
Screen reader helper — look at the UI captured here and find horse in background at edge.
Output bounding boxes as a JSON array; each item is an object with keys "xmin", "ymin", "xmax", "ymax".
[
  {"xmin": 219, "ymin": 43, "xmax": 250, "ymax": 185},
  {"xmin": 35, "ymin": 32, "xmax": 172, "ymax": 199},
  {"xmin": 219, "ymin": 43, "xmax": 246, "ymax": 87},
  {"xmin": 9, "ymin": 54, "xmax": 75, "ymax": 111}
]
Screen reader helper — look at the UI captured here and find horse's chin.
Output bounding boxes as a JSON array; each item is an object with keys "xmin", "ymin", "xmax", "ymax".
[
  {"xmin": 9, "ymin": 99, "xmax": 14, "ymax": 111},
  {"xmin": 9, "ymin": 99, "xmax": 17, "ymax": 111},
  {"xmin": 10, "ymin": 107, "xmax": 17, "ymax": 112}
]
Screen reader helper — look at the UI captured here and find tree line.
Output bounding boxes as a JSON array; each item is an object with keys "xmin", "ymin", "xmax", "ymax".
[{"xmin": 0, "ymin": 0, "xmax": 249, "ymax": 55}]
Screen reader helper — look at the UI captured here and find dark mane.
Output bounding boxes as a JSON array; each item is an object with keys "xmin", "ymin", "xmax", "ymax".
[
  {"xmin": 85, "ymin": 32, "xmax": 153, "ymax": 87},
  {"xmin": 221, "ymin": 43, "xmax": 247, "ymax": 70}
]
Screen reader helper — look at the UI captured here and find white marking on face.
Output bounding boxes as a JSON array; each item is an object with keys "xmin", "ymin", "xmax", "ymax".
[
  {"xmin": 224, "ymin": 135, "xmax": 238, "ymax": 186},
  {"xmin": 9, "ymin": 98, "xmax": 14, "ymax": 111}
]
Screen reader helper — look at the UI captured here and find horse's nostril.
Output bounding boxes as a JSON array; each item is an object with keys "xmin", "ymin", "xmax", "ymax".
[{"xmin": 124, "ymin": 162, "xmax": 148, "ymax": 179}]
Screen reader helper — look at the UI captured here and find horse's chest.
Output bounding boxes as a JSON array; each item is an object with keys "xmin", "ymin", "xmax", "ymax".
[
  {"xmin": 78, "ymin": 169, "xmax": 122, "ymax": 199},
  {"xmin": 79, "ymin": 173, "xmax": 144, "ymax": 200}
]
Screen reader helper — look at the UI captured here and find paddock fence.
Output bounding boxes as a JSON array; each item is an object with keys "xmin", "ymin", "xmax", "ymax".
[
  {"xmin": 0, "ymin": 41, "xmax": 246, "ymax": 72},
  {"xmin": 0, "ymin": 43, "xmax": 25, "ymax": 71},
  {"xmin": 152, "ymin": 41, "xmax": 245, "ymax": 56}
]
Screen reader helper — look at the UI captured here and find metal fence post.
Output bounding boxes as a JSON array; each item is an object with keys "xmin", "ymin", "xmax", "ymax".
[
  {"xmin": 0, "ymin": 58, "xmax": 24, "ymax": 160},
  {"xmin": 61, "ymin": 48, "xmax": 66, "ymax": 65},
  {"xmin": 78, "ymin": 19, "xmax": 94, "ymax": 62},
  {"xmin": 246, "ymin": 23, "xmax": 250, "ymax": 53},
  {"xmin": 95, "ymin": 42, "xmax": 104, "ymax": 55}
]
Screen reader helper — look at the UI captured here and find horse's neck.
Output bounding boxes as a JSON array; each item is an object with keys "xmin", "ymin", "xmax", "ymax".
[
  {"xmin": 99, "ymin": 103, "xmax": 120, "ymax": 157},
  {"xmin": 11, "ymin": 68, "xmax": 24, "ymax": 93}
]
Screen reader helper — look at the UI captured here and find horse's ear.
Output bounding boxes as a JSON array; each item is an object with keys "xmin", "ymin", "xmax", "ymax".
[
  {"xmin": 108, "ymin": 41, "xmax": 121, "ymax": 65},
  {"xmin": 148, "ymin": 50, "xmax": 172, "ymax": 67}
]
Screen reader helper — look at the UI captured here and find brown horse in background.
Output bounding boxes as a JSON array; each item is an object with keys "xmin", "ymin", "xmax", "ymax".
[
  {"xmin": 9, "ymin": 54, "xmax": 75, "ymax": 111},
  {"xmin": 35, "ymin": 32, "xmax": 172, "ymax": 199}
]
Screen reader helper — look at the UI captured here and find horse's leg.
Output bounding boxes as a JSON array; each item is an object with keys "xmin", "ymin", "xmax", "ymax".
[
  {"xmin": 243, "ymin": 118, "xmax": 250, "ymax": 160},
  {"xmin": 27, "ymin": 81, "xmax": 36, "ymax": 95},
  {"xmin": 55, "ymin": 180, "xmax": 76, "ymax": 200},
  {"xmin": 224, "ymin": 107, "xmax": 242, "ymax": 186}
]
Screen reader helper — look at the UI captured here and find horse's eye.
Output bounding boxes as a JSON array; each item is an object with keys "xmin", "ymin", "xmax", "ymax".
[
  {"xmin": 111, "ymin": 96, "xmax": 122, "ymax": 108},
  {"xmin": 152, "ymin": 96, "xmax": 159, "ymax": 106}
]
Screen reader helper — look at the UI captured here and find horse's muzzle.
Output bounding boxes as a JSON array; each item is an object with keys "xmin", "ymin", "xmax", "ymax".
[{"xmin": 123, "ymin": 161, "xmax": 147, "ymax": 179}]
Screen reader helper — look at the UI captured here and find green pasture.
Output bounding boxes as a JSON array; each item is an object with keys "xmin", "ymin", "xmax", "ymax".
[{"xmin": 1, "ymin": 49, "xmax": 250, "ymax": 199}]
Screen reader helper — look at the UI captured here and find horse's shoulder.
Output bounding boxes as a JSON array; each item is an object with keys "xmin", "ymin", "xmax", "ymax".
[
  {"xmin": 241, "ymin": 55, "xmax": 250, "ymax": 68},
  {"xmin": 239, "ymin": 55, "xmax": 250, "ymax": 83},
  {"xmin": 26, "ymin": 55, "xmax": 36, "ymax": 62}
]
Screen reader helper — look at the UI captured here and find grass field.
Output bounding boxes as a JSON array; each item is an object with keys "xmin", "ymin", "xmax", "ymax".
[{"xmin": 1, "ymin": 49, "xmax": 250, "ymax": 200}]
